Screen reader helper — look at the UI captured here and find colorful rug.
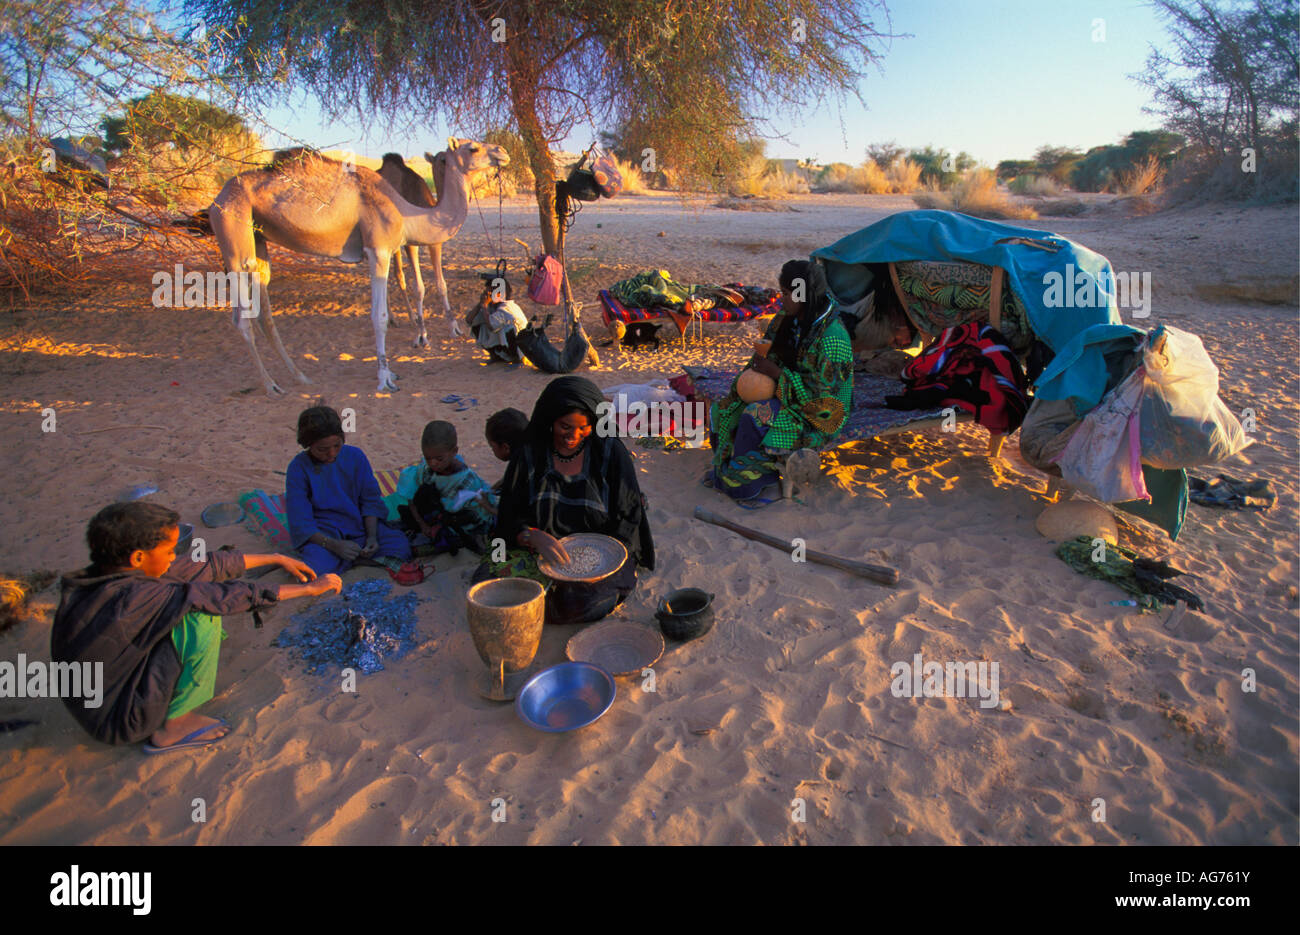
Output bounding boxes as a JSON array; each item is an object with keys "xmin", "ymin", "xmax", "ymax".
[
  {"xmin": 680, "ymin": 366, "xmax": 956, "ymax": 443},
  {"xmin": 598, "ymin": 289, "xmax": 779, "ymax": 329},
  {"xmin": 240, "ymin": 468, "xmax": 404, "ymax": 550}
]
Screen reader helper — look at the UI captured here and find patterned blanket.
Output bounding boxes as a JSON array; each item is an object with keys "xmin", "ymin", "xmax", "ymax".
[
  {"xmin": 679, "ymin": 366, "xmax": 958, "ymax": 443},
  {"xmin": 240, "ymin": 468, "xmax": 404, "ymax": 550},
  {"xmin": 599, "ymin": 289, "xmax": 779, "ymax": 330}
]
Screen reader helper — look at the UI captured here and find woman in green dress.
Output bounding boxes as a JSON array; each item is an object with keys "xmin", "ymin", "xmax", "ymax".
[{"xmin": 709, "ymin": 260, "xmax": 853, "ymax": 500}]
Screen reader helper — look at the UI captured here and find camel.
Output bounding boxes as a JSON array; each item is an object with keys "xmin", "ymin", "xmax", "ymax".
[
  {"xmin": 206, "ymin": 137, "xmax": 508, "ymax": 394},
  {"xmin": 377, "ymin": 151, "xmax": 446, "ymax": 330}
]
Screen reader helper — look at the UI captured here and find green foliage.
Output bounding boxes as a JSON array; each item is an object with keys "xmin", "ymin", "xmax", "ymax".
[
  {"xmin": 102, "ymin": 91, "xmax": 246, "ymax": 155},
  {"xmin": 865, "ymin": 140, "xmax": 905, "ymax": 168},
  {"xmin": 907, "ymin": 145, "xmax": 976, "ymax": 187},
  {"xmin": 1032, "ymin": 146, "xmax": 1083, "ymax": 185},
  {"xmin": 1136, "ymin": 0, "xmax": 1298, "ymax": 200},
  {"xmin": 1070, "ymin": 130, "xmax": 1185, "ymax": 192},
  {"xmin": 185, "ymin": 0, "xmax": 895, "ymax": 248},
  {"xmin": 995, "ymin": 160, "xmax": 1035, "ymax": 181}
]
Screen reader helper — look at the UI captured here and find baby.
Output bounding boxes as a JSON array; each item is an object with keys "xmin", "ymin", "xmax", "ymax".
[{"xmin": 391, "ymin": 421, "xmax": 496, "ymax": 552}]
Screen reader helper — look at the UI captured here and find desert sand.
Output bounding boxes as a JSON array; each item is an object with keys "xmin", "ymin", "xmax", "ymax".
[{"xmin": 0, "ymin": 191, "xmax": 1296, "ymax": 845}]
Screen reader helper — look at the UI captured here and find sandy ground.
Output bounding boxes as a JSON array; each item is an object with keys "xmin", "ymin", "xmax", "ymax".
[{"xmin": 0, "ymin": 191, "xmax": 1296, "ymax": 845}]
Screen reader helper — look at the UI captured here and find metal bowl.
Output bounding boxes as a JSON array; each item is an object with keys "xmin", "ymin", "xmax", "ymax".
[
  {"xmin": 515, "ymin": 662, "xmax": 616, "ymax": 732},
  {"xmin": 176, "ymin": 523, "xmax": 194, "ymax": 557}
]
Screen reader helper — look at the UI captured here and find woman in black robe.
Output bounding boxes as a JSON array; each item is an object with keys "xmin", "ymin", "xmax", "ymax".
[{"xmin": 473, "ymin": 376, "xmax": 655, "ymax": 625}]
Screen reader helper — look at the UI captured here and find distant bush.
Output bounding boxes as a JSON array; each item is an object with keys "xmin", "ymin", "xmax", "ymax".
[
  {"xmin": 913, "ymin": 170, "xmax": 1037, "ymax": 220},
  {"xmin": 885, "ymin": 159, "xmax": 923, "ymax": 193},
  {"xmin": 1009, "ymin": 174, "xmax": 1062, "ymax": 196},
  {"xmin": 1116, "ymin": 155, "xmax": 1165, "ymax": 196}
]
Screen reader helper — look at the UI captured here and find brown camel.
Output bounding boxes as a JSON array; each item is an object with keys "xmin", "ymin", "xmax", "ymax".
[
  {"xmin": 207, "ymin": 138, "xmax": 508, "ymax": 394},
  {"xmin": 377, "ymin": 151, "xmax": 446, "ymax": 332}
]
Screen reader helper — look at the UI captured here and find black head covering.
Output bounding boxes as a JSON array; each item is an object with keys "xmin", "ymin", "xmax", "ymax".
[{"xmin": 526, "ymin": 376, "xmax": 606, "ymax": 447}]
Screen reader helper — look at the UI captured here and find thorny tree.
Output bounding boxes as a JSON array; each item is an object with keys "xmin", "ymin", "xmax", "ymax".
[{"xmin": 185, "ymin": 0, "xmax": 894, "ymax": 255}]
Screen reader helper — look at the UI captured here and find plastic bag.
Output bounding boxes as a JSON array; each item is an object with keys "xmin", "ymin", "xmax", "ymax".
[
  {"xmin": 1139, "ymin": 327, "xmax": 1251, "ymax": 469},
  {"xmin": 1054, "ymin": 367, "xmax": 1149, "ymax": 503}
]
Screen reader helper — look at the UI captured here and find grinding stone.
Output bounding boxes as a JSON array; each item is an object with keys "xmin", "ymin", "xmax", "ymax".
[{"xmin": 1035, "ymin": 500, "xmax": 1119, "ymax": 544}]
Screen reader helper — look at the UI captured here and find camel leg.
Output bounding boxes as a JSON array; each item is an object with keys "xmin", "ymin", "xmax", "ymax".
[
  {"xmin": 429, "ymin": 242, "xmax": 461, "ymax": 339},
  {"xmin": 253, "ymin": 274, "xmax": 312, "ymax": 387},
  {"xmin": 365, "ymin": 246, "xmax": 399, "ymax": 392},
  {"xmin": 388, "ymin": 247, "xmax": 408, "ymax": 326},
  {"xmin": 208, "ymin": 202, "xmax": 284, "ymax": 396},
  {"xmin": 408, "ymin": 244, "xmax": 429, "ymax": 348}
]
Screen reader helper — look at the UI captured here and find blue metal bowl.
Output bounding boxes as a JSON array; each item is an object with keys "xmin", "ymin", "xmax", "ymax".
[{"xmin": 515, "ymin": 662, "xmax": 616, "ymax": 732}]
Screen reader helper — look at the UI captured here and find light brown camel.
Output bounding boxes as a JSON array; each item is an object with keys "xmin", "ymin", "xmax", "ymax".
[
  {"xmin": 207, "ymin": 138, "xmax": 508, "ymax": 394},
  {"xmin": 377, "ymin": 151, "xmax": 446, "ymax": 332}
]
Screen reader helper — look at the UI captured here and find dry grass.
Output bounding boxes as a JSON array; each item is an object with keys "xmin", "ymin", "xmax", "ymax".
[
  {"xmin": 1117, "ymin": 155, "xmax": 1164, "ymax": 196},
  {"xmin": 819, "ymin": 162, "xmax": 890, "ymax": 194},
  {"xmin": 886, "ymin": 159, "xmax": 923, "ymax": 193},
  {"xmin": 816, "ymin": 159, "xmax": 921, "ymax": 194},
  {"xmin": 713, "ymin": 195, "xmax": 797, "ymax": 212},
  {"xmin": 1194, "ymin": 275, "xmax": 1300, "ymax": 306},
  {"xmin": 1038, "ymin": 197, "xmax": 1088, "ymax": 217},
  {"xmin": 728, "ymin": 157, "xmax": 810, "ymax": 198},
  {"xmin": 1009, "ymin": 174, "xmax": 1062, "ymax": 197},
  {"xmin": 912, "ymin": 169, "xmax": 1038, "ymax": 220},
  {"xmin": 613, "ymin": 155, "xmax": 648, "ymax": 194},
  {"xmin": 0, "ymin": 570, "xmax": 56, "ymax": 633}
]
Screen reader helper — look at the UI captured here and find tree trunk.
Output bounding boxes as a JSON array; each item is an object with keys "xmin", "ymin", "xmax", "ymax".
[{"xmin": 503, "ymin": 42, "xmax": 560, "ymax": 257}]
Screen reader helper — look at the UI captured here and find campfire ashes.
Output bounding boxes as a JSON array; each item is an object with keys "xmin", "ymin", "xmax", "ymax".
[{"xmin": 274, "ymin": 578, "xmax": 421, "ymax": 674}]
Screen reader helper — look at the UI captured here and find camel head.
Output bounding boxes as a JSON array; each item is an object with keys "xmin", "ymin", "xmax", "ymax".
[{"xmin": 437, "ymin": 137, "xmax": 509, "ymax": 178}]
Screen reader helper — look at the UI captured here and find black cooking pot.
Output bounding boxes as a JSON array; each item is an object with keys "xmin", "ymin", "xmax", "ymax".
[{"xmin": 655, "ymin": 588, "xmax": 715, "ymax": 642}]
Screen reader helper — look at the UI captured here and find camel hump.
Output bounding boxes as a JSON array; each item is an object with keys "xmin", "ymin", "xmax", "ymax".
[
  {"xmin": 267, "ymin": 147, "xmax": 331, "ymax": 171},
  {"xmin": 381, "ymin": 152, "xmax": 405, "ymax": 166}
]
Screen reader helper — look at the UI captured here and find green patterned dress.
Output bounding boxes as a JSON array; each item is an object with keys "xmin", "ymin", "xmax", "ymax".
[{"xmin": 710, "ymin": 310, "xmax": 853, "ymax": 494}]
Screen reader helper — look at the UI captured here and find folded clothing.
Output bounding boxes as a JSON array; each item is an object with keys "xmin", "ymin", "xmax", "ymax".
[
  {"xmin": 1189, "ymin": 474, "xmax": 1275, "ymax": 510},
  {"xmin": 886, "ymin": 322, "xmax": 1029, "ymax": 434}
]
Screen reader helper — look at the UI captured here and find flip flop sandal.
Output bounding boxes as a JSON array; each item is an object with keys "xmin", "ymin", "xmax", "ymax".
[{"xmin": 142, "ymin": 717, "xmax": 230, "ymax": 755}]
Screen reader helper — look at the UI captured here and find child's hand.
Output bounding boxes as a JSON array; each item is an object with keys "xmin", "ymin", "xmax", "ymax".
[
  {"xmin": 278, "ymin": 556, "xmax": 317, "ymax": 582},
  {"xmin": 312, "ymin": 574, "xmax": 343, "ymax": 596},
  {"xmin": 330, "ymin": 538, "xmax": 362, "ymax": 561}
]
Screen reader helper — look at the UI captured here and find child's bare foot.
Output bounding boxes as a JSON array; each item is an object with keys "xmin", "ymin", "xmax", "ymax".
[{"xmin": 148, "ymin": 712, "xmax": 229, "ymax": 750}]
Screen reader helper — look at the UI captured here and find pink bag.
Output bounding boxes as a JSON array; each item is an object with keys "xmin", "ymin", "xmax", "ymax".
[{"xmin": 527, "ymin": 254, "xmax": 564, "ymax": 306}]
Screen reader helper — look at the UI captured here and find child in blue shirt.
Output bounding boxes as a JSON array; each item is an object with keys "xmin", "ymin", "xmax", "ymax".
[
  {"xmin": 285, "ymin": 406, "xmax": 412, "ymax": 575},
  {"xmin": 390, "ymin": 421, "xmax": 496, "ymax": 553}
]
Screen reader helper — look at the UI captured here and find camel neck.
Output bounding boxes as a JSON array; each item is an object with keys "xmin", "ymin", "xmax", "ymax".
[{"xmin": 397, "ymin": 166, "xmax": 470, "ymax": 245}]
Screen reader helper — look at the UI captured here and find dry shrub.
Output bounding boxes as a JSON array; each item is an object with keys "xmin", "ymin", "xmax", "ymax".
[
  {"xmin": 1194, "ymin": 276, "xmax": 1300, "ymax": 306},
  {"xmin": 1038, "ymin": 197, "xmax": 1088, "ymax": 216},
  {"xmin": 1009, "ymin": 174, "xmax": 1062, "ymax": 197},
  {"xmin": 912, "ymin": 169, "xmax": 1038, "ymax": 220},
  {"xmin": 0, "ymin": 152, "xmax": 166, "ymax": 302},
  {"xmin": 713, "ymin": 195, "xmax": 797, "ymax": 212},
  {"xmin": 0, "ymin": 571, "xmax": 56, "ymax": 633},
  {"xmin": 728, "ymin": 156, "xmax": 809, "ymax": 197},
  {"xmin": 1117, "ymin": 155, "xmax": 1164, "ymax": 196},
  {"xmin": 818, "ymin": 161, "xmax": 890, "ymax": 193},
  {"xmin": 885, "ymin": 159, "xmax": 923, "ymax": 193},
  {"xmin": 613, "ymin": 155, "xmax": 648, "ymax": 194}
]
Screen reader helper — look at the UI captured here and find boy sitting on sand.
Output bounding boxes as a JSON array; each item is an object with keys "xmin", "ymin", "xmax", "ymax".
[
  {"xmin": 51, "ymin": 501, "xmax": 341, "ymax": 752},
  {"xmin": 390, "ymin": 421, "xmax": 497, "ymax": 552}
]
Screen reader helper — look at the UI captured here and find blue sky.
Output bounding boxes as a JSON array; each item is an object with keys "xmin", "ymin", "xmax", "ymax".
[{"xmin": 253, "ymin": 0, "xmax": 1174, "ymax": 167}]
